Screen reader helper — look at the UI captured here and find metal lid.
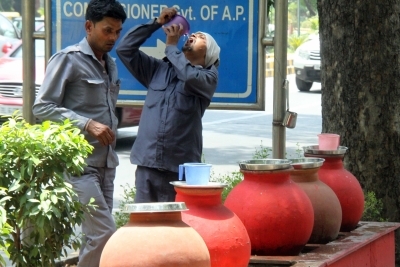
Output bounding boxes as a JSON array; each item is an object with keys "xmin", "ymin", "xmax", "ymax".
[
  {"xmin": 170, "ymin": 181, "xmax": 227, "ymax": 188},
  {"xmin": 239, "ymin": 159, "xmax": 292, "ymax": 171},
  {"xmin": 123, "ymin": 202, "xmax": 188, "ymax": 213},
  {"xmin": 288, "ymin": 157, "xmax": 325, "ymax": 169},
  {"xmin": 303, "ymin": 145, "xmax": 348, "ymax": 155}
]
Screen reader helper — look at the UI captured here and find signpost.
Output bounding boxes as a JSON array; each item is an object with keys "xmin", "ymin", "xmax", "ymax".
[{"xmin": 51, "ymin": 0, "xmax": 265, "ymax": 110}]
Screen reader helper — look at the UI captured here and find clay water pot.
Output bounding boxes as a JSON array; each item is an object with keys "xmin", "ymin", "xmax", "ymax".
[
  {"xmin": 224, "ymin": 159, "xmax": 314, "ymax": 256},
  {"xmin": 289, "ymin": 158, "xmax": 342, "ymax": 243},
  {"xmin": 304, "ymin": 146, "xmax": 364, "ymax": 232},
  {"xmin": 100, "ymin": 202, "xmax": 210, "ymax": 267},
  {"xmin": 171, "ymin": 181, "xmax": 251, "ymax": 267}
]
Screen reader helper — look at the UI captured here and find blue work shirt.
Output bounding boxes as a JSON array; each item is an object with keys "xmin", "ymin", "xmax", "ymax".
[
  {"xmin": 116, "ymin": 19, "xmax": 218, "ymax": 172},
  {"xmin": 32, "ymin": 38, "xmax": 120, "ymax": 168}
]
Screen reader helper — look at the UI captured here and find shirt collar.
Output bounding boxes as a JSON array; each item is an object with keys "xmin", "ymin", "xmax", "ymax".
[{"xmin": 79, "ymin": 37, "xmax": 111, "ymax": 63}]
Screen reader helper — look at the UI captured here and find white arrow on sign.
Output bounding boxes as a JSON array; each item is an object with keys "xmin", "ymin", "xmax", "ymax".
[{"xmin": 139, "ymin": 39, "xmax": 166, "ymax": 59}]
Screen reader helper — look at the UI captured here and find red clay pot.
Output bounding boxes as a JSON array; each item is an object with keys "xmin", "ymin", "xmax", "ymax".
[
  {"xmin": 289, "ymin": 158, "xmax": 342, "ymax": 243},
  {"xmin": 172, "ymin": 182, "xmax": 251, "ymax": 267},
  {"xmin": 100, "ymin": 202, "xmax": 210, "ymax": 267},
  {"xmin": 224, "ymin": 161, "xmax": 314, "ymax": 256},
  {"xmin": 305, "ymin": 153, "xmax": 364, "ymax": 232}
]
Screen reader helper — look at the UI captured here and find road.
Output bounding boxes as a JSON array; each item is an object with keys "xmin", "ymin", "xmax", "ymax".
[{"xmin": 113, "ymin": 74, "xmax": 322, "ymax": 208}]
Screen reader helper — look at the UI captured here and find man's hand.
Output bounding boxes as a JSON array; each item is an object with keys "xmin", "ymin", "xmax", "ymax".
[
  {"xmin": 163, "ymin": 24, "xmax": 183, "ymax": 46},
  {"xmin": 157, "ymin": 7, "xmax": 177, "ymax": 25},
  {"xmin": 86, "ymin": 120, "xmax": 115, "ymax": 146}
]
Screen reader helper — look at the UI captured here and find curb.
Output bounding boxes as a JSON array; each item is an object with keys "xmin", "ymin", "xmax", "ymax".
[
  {"xmin": 265, "ymin": 54, "xmax": 295, "ymax": 77},
  {"xmin": 265, "ymin": 66, "xmax": 295, "ymax": 77}
]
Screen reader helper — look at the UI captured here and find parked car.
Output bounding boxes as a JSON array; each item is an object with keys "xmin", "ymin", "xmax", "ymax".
[
  {"xmin": 0, "ymin": 23, "xmax": 142, "ymax": 127},
  {"xmin": 0, "ymin": 13, "xmax": 21, "ymax": 57},
  {"xmin": 12, "ymin": 16, "xmax": 45, "ymax": 32},
  {"xmin": 0, "ymin": 25, "xmax": 44, "ymax": 122},
  {"xmin": 293, "ymin": 34, "xmax": 321, "ymax": 91}
]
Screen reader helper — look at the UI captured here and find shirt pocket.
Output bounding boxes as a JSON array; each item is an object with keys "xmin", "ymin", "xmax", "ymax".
[
  {"xmin": 79, "ymin": 78, "xmax": 105, "ymax": 103},
  {"xmin": 146, "ymin": 80, "xmax": 167, "ymax": 109},
  {"xmin": 173, "ymin": 89, "xmax": 197, "ymax": 114}
]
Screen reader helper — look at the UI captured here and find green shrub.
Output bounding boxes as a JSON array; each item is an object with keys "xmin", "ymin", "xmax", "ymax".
[
  {"xmin": 308, "ymin": 16, "xmax": 319, "ymax": 31},
  {"xmin": 210, "ymin": 172, "xmax": 244, "ymax": 203},
  {"xmin": 362, "ymin": 191, "xmax": 387, "ymax": 222},
  {"xmin": 288, "ymin": 34, "xmax": 309, "ymax": 52},
  {"xmin": 113, "ymin": 184, "xmax": 136, "ymax": 229},
  {"xmin": 252, "ymin": 141, "xmax": 272, "ymax": 159},
  {"xmin": 0, "ymin": 114, "xmax": 94, "ymax": 266}
]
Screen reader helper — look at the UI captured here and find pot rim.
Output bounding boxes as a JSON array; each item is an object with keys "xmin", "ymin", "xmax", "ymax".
[{"xmin": 123, "ymin": 202, "xmax": 188, "ymax": 213}]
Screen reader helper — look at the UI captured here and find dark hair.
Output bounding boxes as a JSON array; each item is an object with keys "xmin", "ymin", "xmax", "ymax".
[{"xmin": 85, "ymin": 0, "xmax": 127, "ymax": 24}]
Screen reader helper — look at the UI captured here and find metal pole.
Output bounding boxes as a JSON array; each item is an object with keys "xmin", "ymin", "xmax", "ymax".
[
  {"xmin": 22, "ymin": 0, "xmax": 35, "ymax": 124},
  {"xmin": 297, "ymin": 0, "xmax": 300, "ymax": 36},
  {"xmin": 44, "ymin": 0, "xmax": 52, "ymax": 64},
  {"xmin": 257, "ymin": 0, "xmax": 266, "ymax": 112},
  {"xmin": 272, "ymin": 0, "xmax": 288, "ymax": 158}
]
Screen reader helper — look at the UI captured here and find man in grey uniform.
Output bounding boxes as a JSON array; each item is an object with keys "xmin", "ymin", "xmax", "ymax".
[
  {"xmin": 116, "ymin": 7, "xmax": 220, "ymax": 203},
  {"xmin": 32, "ymin": 0, "xmax": 126, "ymax": 266}
]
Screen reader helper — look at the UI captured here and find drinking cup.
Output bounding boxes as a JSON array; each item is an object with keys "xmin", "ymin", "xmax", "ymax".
[
  {"xmin": 318, "ymin": 133, "xmax": 340, "ymax": 150},
  {"xmin": 178, "ymin": 163, "xmax": 211, "ymax": 185},
  {"xmin": 164, "ymin": 14, "xmax": 190, "ymax": 36}
]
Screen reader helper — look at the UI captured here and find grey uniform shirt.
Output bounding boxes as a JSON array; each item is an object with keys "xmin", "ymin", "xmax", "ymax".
[
  {"xmin": 32, "ymin": 37, "xmax": 119, "ymax": 168},
  {"xmin": 116, "ymin": 19, "xmax": 218, "ymax": 173}
]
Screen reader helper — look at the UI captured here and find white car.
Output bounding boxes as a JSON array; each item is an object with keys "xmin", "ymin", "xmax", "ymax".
[{"xmin": 293, "ymin": 35, "xmax": 321, "ymax": 91}]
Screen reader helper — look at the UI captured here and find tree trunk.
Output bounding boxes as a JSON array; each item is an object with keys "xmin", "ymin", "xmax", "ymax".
[
  {"xmin": 303, "ymin": 0, "xmax": 317, "ymax": 17},
  {"xmin": 318, "ymin": 0, "xmax": 400, "ymax": 263}
]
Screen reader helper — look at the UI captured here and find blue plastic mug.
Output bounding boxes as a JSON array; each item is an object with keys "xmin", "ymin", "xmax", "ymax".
[{"xmin": 178, "ymin": 163, "xmax": 212, "ymax": 185}]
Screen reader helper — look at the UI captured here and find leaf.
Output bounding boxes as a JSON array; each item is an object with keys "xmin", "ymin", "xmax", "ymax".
[
  {"xmin": 9, "ymin": 170, "xmax": 21, "ymax": 179},
  {"xmin": 8, "ymin": 179, "xmax": 22, "ymax": 192},
  {"xmin": 50, "ymin": 194, "xmax": 58, "ymax": 204},
  {"xmin": 0, "ymin": 196, "xmax": 12, "ymax": 203},
  {"xmin": 29, "ymin": 246, "xmax": 38, "ymax": 258}
]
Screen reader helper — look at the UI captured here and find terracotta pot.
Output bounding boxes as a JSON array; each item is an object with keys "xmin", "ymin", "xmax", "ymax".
[
  {"xmin": 172, "ymin": 181, "xmax": 251, "ymax": 267},
  {"xmin": 100, "ymin": 202, "xmax": 210, "ymax": 267},
  {"xmin": 289, "ymin": 158, "xmax": 342, "ymax": 243},
  {"xmin": 224, "ymin": 159, "xmax": 314, "ymax": 256},
  {"xmin": 304, "ymin": 146, "xmax": 364, "ymax": 232}
]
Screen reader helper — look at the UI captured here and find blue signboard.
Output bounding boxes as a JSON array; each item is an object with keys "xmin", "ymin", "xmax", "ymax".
[{"xmin": 52, "ymin": 0, "xmax": 259, "ymax": 107}]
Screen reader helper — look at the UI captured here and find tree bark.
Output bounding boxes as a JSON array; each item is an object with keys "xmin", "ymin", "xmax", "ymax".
[{"xmin": 318, "ymin": 0, "xmax": 400, "ymax": 263}]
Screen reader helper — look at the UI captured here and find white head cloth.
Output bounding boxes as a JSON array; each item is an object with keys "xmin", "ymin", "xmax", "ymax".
[{"xmin": 196, "ymin": 31, "xmax": 220, "ymax": 68}]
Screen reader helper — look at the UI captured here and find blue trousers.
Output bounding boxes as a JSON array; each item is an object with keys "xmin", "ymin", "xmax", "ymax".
[{"xmin": 66, "ymin": 166, "xmax": 116, "ymax": 267}]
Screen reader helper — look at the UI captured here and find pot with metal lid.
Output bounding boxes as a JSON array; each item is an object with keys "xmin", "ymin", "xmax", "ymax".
[
  {"xmin": 289, "ymin": 157, "xmax": 342, "ymax": 243},
  {"xmin": 100, "ymin": 202, "xmax": 211, "ymax": 267},
  {"xmin": 171, "ymin": 181, "xmax": 251, "ymax": 267},
  {"xmin": 304, "ymin": 146, "xmax": 364, "ymax": 232},
  {"xmin": 224, "ymin": 159, "xmax": 314, "ymax": 256}
]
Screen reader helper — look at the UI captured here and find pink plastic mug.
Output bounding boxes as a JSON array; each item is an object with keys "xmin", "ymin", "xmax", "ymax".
[{"xmin": 318, "ymin": 133, "xmax": 340, "ymax": 150}]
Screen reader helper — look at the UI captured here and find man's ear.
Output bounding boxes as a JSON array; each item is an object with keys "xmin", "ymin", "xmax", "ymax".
[{"xmin": 85, "ymin": 20, "xmax": 92, "ymax": 34}]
